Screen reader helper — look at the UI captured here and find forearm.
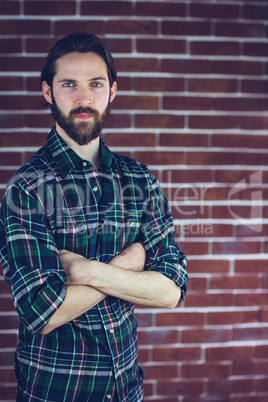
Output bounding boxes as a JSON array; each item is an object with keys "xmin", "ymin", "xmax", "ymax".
[
  {"xmin": 84, "ymin": 261, "xmax": 181, "ymax": 308},
  {"xmin": 41, "ymin": 285, "xmax": 106, "ymax": 334}
]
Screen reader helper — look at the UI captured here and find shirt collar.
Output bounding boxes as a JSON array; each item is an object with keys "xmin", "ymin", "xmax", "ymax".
[{"xmin": 47, "ymin": 127, "xmax": 114, "ymax": 178}]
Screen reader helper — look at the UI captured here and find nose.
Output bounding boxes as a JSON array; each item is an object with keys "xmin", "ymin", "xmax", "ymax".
[{"xmin": 75, "ymin": 87, "xmax": 93, "ymax": 106}]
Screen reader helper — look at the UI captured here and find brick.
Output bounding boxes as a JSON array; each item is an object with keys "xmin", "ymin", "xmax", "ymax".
[
  {"xmin": 105, "ymin": 113, "xmax": 131, "ymax": 129},
  {"xmin": 108, "ymin": 20, "xmax": 157, "ymax": 35},
  {"xmin": 0, "ymin": 296, "xmax": 16, "ymax": 312},
  {"xmin": 184, "ymin": 223, "xmax": 233, "ymax": 239},
  {"xmin": 212, "ymin": 133, "xmax": 268, "ymax": 149},
  {"xmin": 24, "ymin": 114, "xmax": 55, "ymax": 129},
  {"xmin": 0, "ymin": 314, "xmax": 19, "ymax": 330},
  {"xmin": 186, "ymin": 260, "xmax": 230, "ymax": 274},
  {"xmin": 258, "ymin": 377, "xmax": 268, "ymax": 392},
  {"xmin": 185, "ymin": 293, "xmax": 235, "ymax": 308},
  {"xmin": 171, "ymin": 204, "xmax": 210, "ymax": 220},
  {"xmin": 106, "ymin": 133, "xmax": 156, "ymax": 148},
  {"xmin": 143, "ymin": 363, "xmax": 178, "ymax": 380},
  {"xmin": 213, "ymin": 60, "xmax": 262, "ymax": 75},
  {"xmin": 161, "ymin": 133, "xmax": 209, "ymax": 148},
  {"xmin": 24, "ymin": 1, "xmax": 76, "ymax": 15},
  {"xmin": 237, "ymin": 224, "xmax": 268, "ymax": 238},
  {"xmin": 157, "ymin": 379, "xmax": 204, "ymax": 395},
  {"xmin": 0, "ymin": 76, "xmax": 23, "ymax": 91},
  {"xmin": 162, "ymin": 59, "xmax": 211, "ymax": 74},
  {"xmin": 154, "ymin": 346, "xmax": 202, "ymax": 362},
  {"xmin": 216, "ymin": 22, "xmax": 264, "ymax": 38},
  {"xmin": 116, "ymin": 57, "xmax": 158, "ymax": 73},
  {"xmin": 188, "ymin": 151, "xmax": 237, "ymax": 166},
  {"xmin": 162, "ymin": 21, "xmax": 211, "ymax": 36},
  {"xmin": 187, "ymin": 277, "xmax": 207, "ymax": 292},
  {"xmin": 234, "ymin": 360, "xmax": 268, "ymax": 376},
  {"xmin": 156, "ymin": 312, "xmax": 205, "ymax": 327},
  {"xmin": 213, "ymin": 205, "xmax": 254, "ymax": 220},
  {"xmin": 0, "ymin": 132, "xmax": 47, "ymax": 148},
  {"xmin": 0, "ymin": 169, "xmax": 17, "ymax": 184},
  {"xmin": 191, "ymin": 40, "xmax": 239, "ymax": 56},
  {"xmin": 135, "ymin": 77, "xmax": 184, "ymax": 92},
  {"xmin": 201, "ymin": 187, "xmax": 236, "ymax": 201},
  {"xmin": 135, "ymin": 114, "xmax": 184, "ymax": 129},
  {"xmin": 0, "ymin": 19, "xmax": 50, "ymax": 35},
  {"xmin": 216, "ymin": 169, "xmax": 258, "ymax": 184},
  {"xmin": 190, "ymin": 3, "xmax": 239, "ymax": 19},
  {"xmin": 0, "ymin": 333, "xmax": 17, "ymax": 348},
  {"xmin": 234, "ymin": 396, "xmax": 268, "ymax": 402},
  {"xmin": 182, "ymin": 363, "xmax": 230, "ymax": 378},
  {"xmin": 0, "ymin": 386, "xmax": 17, "ymax": 399},
  {"xmin": 243, "ymin": 77, "xmax": 268, "ymax": 94},
  {"xmin": 189, "ymin": 115, "xmax": 239, "ymax": 130},
  {"xmin": 0, "ymin": 115, "xmax": 23, "ymax": 130},
  {"xmin": 208, "ymin": 378, "xmax": 255, "ymax": 395},
  {"xmin": 240, "ymin": 152, "xmax": 268, "ymax": 166},
  {"xmin": 135, "ymin": 312, "xmax": 153, "ymax": 327},
  {"xmin": 244, "ymin": 42, "xmax": 268, "ymax": 57},
  {"xmin": 206, "ymin": 346, "xmax": 253, "ymax": 361},
  {"xmin": 136, "ymin": 2, "xmax": 186, "ymax": 17},
  {"xmin": 209, "ymin": 310, "xmax": 258, "ymax": 325},
  {"xmin": 81, "ymin": 1, "xmax": 132, "ymax": 16},
  {"xmin": 163, "ymin": 96, "xmax": 212, "ymax": 111},
  {"xmin": 138, "ymin": 348, "xmax": 150, "ymax": 363},
  {"xmin": 134, "ymin": 150, "xmax": 185, "ymax": 165},
  {"xmin": 236, "ymin": 260, "xmax": 268, "ymax": 273},
  {"xmin": 113, "ymin": 95, "xmax": 159, "ymax": 110},
  {"xmin": 235, "ymin": 325, "xmax": 268, "ymax": 341},
  {"xmin": 55, "ymin": 20, "xmax": 105, "ymax": 35},
  {"xmin": 0, "ymin": 367, "xmax": 16, "ymax": 383},
  {"xmin": 0, "ymin": 152, "xmax": 22, "ymax": 166},
  {"xmin": 189, "ymin": 78, "xmax": 237, "ymax": 93},
  {"xmin": 211, "ymin": 275, "xmax": 259, "ymax": 290},
  {"xmin": 213, "ymin": 241, "xmax": 261, "ymax": 255},
  {"xmin": 0, "ymin": 95, "xmax": 44, "ymax": 110},
  {"xmin": 103, "ymin": 38, "xmax": 132, "ymax": 54},
  {"xmin": 0, "ymin": 351, "xmax": 15, "ymax": 365},
  {"xmin": 241, "ymin": 116, "xmax": 268, "ymax": 130},
  {"xmin": 174, "ymin": 241, "xmax": 209, "ymax": 256},
  {"xmin": 244, "ymin": 5, "xmax": 268, "ymax": 20},
  {"xmin": 137, "ymin": 38, "xmax": 186, "ymax": 54},
  {"xmin": 255, "ymin": 345, "xmax": 268, "ymax": 359},
  {"xmin": 215, "ymin": 97, "xmax": 265, "ymax": 112},
  {"xmin": 237, "ymin": 293, "xmax": 268, "ymax": 307},
  {"xmin": 138, "ymin": 329, "xmax": 178, "ymax": 345},
  {"xmin": 162, "ymin": 168, "xmax": 212, "ymax": 183},
  {"xmin": 0, "ymin": 38, "xmax": 22, "ymax": 53},
  {"xmin": 0, "ymin": 1, "xmax": 20, "ymax": 14},
  {"xmin": 25, "ymin": 38, "xmax": 58, "ymax": 54},
  {"xmin": 0, "ymin": 56, "xmax": 43, "ymax": 72}
]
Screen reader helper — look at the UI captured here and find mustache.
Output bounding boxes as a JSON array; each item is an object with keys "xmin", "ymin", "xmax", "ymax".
[{"xmin": 69, "ymin": 106, "xmax": 99, "ymax": 117}]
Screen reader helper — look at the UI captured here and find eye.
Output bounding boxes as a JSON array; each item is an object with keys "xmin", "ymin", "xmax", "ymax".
[
  {"xmin": 91, "ymin": 82, "xmax": 103, "ymax": 88},
  {"xmin": 63, "ymin": 82, "xmax": 75, "ymax": 87}
]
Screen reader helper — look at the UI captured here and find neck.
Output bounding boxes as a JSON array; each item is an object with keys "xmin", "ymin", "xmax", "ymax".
[{"xmin": 56, "ymin": 123, "xmax": 100, "ymax": 170}]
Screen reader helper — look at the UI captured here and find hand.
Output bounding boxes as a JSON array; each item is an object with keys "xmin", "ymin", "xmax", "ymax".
[
  {"xmin": 110, "ymin": 242, "xmax": 146, "ymax": 272},
  {"xmin": 58, "ymin": 249, "xmax": 90, "ymax": 285}
]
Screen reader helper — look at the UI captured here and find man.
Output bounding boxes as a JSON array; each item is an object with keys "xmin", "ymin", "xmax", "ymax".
[{"xmin": 0, "ymin": 33, "xmax": 188, "ymax": 401}]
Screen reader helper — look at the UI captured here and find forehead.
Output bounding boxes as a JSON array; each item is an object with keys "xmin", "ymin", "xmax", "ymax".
[{"xmin": 54, "ymin": 52, "xmax": 108, "ymax": 80}]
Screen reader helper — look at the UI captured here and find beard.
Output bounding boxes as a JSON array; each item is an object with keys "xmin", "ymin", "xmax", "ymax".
[{"xmin": 50, "ymin": 97, "xmax": 110, "ymax": 146}]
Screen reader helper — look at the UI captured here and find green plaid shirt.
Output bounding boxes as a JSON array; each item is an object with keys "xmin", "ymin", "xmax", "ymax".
[{"xmin": 0, "ymin": 127, "xmax": 187, "ymax": 401}]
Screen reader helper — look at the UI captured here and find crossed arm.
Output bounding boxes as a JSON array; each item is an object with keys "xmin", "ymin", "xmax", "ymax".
[{"xmin": 41, "ymin": 242, "xmax": 181, "ymax": 335}]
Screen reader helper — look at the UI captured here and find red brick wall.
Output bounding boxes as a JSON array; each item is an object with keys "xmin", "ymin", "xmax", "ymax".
[{"xmin": 0, "ymin": 1, "xmax": 268, "ymax": 400}]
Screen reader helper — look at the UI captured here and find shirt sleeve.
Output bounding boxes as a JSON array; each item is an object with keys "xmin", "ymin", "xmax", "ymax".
[
  {"xmin": 141, "ymin": 174, "xmax": 188, "ymax": 302},
  {"xmin": 0, "ymin": 180, "xmax": 67, "ymax": 336}
]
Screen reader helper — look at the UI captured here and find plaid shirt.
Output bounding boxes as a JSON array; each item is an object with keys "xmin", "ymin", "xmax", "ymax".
[{"xmin": 0, "ymin": 127, "xmax": 188, "ymax": 401}]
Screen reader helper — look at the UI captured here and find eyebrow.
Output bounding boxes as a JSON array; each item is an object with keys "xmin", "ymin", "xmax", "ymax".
[{"xmin": 57, "ymin": 76, "xmax": 108, "ymax": 84}]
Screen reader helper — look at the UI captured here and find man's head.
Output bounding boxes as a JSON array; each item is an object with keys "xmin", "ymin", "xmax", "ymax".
[{"xmin": 41, "ymin": 33, "xmax": 117, "ymax": 146}]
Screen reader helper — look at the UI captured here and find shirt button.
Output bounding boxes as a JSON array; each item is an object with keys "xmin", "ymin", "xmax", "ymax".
[
  {"xmin": 107, "ymin": 395, "xmax": 112, "ymax": 400},
  {"xmin": 83, "ymin": 161, "xmax": 87, "ymax": 167},
  {"xmin": 129, "ymin": 221, "xmax": 134, "ymax": 227},
  {"xmin": 93, "ymin": 186, "xmax": 98, "ymax": 192},
  {"xmin": 109, "ymin": 328, "xmax": 114, "ymax": 334},
  {"xmin": 62, "ymin": 228, "xmax": 68, "ymax": 234}
]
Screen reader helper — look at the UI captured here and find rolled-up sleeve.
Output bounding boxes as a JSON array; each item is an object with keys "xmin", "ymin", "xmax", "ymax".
[
  {"xmin": 142, "ymin": 175, "xmax": 188, "ymax": 302},
  {"xmin": 0, "ymin": 181, "xmax": 67, "ymax": 335}
]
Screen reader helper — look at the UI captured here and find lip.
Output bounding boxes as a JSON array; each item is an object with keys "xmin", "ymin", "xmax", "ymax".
[{"xmin": 75, "ymin": 114, "xmax": 92, "ymax": 120}]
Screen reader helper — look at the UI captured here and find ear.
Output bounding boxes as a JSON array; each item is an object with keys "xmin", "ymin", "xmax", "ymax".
[
  {"xmin": 110, "ymin": 81, "xmax": 117, "ymax": 103},
  {"xmin": 42, "ymin": 81, "xmax": 53, "ymax": 105}
]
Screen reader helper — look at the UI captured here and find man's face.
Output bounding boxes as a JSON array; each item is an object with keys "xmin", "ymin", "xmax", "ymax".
[{"xmin": 42, "ymin": 52, "xmax": 117, "ymax": 146}]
